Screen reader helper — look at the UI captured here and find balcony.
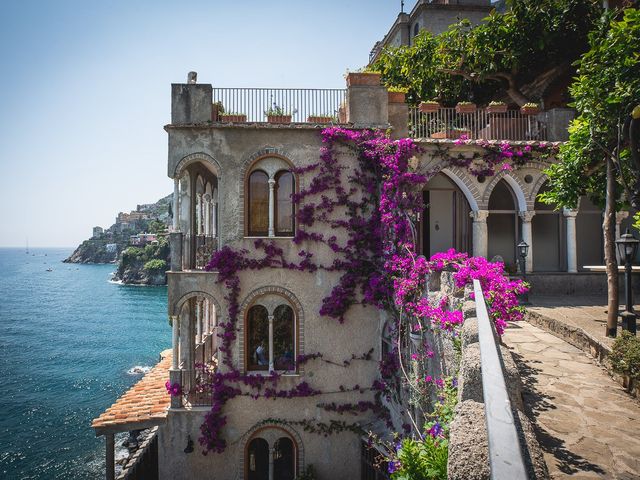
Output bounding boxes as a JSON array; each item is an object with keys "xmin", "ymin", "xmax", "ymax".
[
  {"xmin": 211, "ymin": 88, "xmax": 347, "ymax": 124},
  {"xmin": 409, "ymin": 106, "xmax": 551, "ymax": 141}
]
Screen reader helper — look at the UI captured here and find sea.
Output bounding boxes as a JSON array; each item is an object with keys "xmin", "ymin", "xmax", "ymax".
[{"xmin": 0, "ymin": 248, "xmax": 170, "ymax": 479}]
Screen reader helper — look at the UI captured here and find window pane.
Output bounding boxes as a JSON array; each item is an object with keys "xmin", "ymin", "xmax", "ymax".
[
  {"xmin": 273, "ymin": 437, "xmax": 295, "ymax": 480},
  {"xmin": 249, "ymin": 171, "xmax": 269, "ymax": 236},
  {"xmin": 273, "ymin": 305, "xmax": 295, "ymax": 371},
  {"xmin": 276, "ymin": 171, "xmax": 294, "ymax": 236},
  {"xmin": 247, "ymin": 305, "xmax": 269, "ymax": 370},
  {"xmin": 247, "ymin": 438, "xmax": 269, "ymax": 480}
]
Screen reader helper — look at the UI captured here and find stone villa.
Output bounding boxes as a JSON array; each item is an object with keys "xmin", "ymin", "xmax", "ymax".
[{"xmin": 91, "ymin": 4, "xmax": 637, "ymax": 480}]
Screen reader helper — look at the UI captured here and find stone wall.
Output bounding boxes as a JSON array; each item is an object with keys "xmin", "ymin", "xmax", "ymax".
[{"xmin": 429, "ymin": 272, "xmax": 550, "ymax": 480}]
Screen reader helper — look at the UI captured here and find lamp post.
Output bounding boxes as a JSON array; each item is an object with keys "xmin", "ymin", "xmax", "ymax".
[
  {"xmin": 616, "ymin": 229, "xmax": 639, "ymax": 335},
  {"xmin": 517, "ymin": 240, "xmax": 530, "ymax": 305}
]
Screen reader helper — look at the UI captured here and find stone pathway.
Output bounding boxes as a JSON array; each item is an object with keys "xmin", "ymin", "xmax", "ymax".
[{"xmin": 503, "ymin": 321, "xmax": 640, "ymax": 479}]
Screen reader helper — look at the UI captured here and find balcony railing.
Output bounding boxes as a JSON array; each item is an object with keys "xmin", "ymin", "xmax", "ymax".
[
  {"xmin": 212, "ymin": 88, "xmax": 346, "ymax": 123},
  {"xmin": 409, "ymin": 107, "xmax": 547, "ymax": 141}
]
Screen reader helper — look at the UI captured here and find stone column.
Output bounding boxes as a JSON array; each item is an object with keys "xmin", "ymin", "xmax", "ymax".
[
  {"xmin": 106, "ymin": 434, "xmax": 115, "ymax": 480},
  {"xmin": 212, "ymin": 201, "xmax": 218, "ymax": 238},
  {"xmin": 519, "ymin": 211, "xmax": 535, "ymax": 273},
  {"xmin": 563, "ymin": 208, "xmax": 578, "ymax": 273},
  {"xmin": 470, "ymin": 210, "xmax": 489, "ymax": 258},
  {"xmin": 172, "ymin": 178, "xmax": 180, "ymax": 231},
  {"xmin": 268, "ymin": 178, "xmax": 276, "ymax": 237},
  {"xmin": 195, "ymin": 193, "xmax": 203, "ymax": 235},
  {"xmin": 171, "ymin": 315, "xmax": 179, "ymax": 369},
  {"xmin": 203, "ymin": 195, "xmax": 211, "ymax": 236},
  {"xmin": 616, "ymin": 211, "xmax": 630, "ymax": 239},
  {"xmin": 269, "ymin": 446, "xmax": 275, "ymax": 480},
  {"xmin": 169, "ymin": 232, "xmax": 183, "ymax": 271},
  {"xmin": 268, "ymin": 314, "xmax": 274, "ymax": 372},
  {"xmin": 195, "ymin": 301, "xmax": 202, "ymax": 344}
]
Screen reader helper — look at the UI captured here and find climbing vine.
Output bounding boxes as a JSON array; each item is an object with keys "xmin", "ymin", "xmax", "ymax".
[{"xmin": 186, "ymin": 127, "xmax": 528, "ymax": 458}]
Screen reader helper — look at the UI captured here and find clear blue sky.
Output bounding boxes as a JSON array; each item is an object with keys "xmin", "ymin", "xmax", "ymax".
[{"xmin": 0, "ymin": 0, "xmax": 403, "ymax": 247}]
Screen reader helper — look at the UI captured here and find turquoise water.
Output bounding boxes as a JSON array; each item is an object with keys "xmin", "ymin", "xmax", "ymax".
[{"xmin": 0, "ymin": 248, "xmax": 169, "ymax": 479}]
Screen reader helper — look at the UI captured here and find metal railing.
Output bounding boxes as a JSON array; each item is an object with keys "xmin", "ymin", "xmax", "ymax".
[
  {"xmin": 473, "ymin": 279, "xmax": 528, "ymax": 480},
  {"xmin": 409, "ymin": 107, "xmax": 547, "ymax": 141},
  {"xmin": 212, "ymin": 88, "xmax": 346, "ymax": 123}
]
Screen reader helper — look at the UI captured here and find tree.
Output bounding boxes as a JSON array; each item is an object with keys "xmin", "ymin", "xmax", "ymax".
[
  {"xmin": 540, "ymin": 8, "xmax": 640, "ymax": 336},
  {"xmin": 372, "ymin": 0, "xmax": 602, "ymax": 106}
]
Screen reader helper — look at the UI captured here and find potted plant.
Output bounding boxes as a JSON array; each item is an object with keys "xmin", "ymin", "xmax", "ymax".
[
  {"xmin": 455, "ymin": 101, "xmax": 477, "ymax": 114},
  {"xmin": 520, "ymin": 102, "xmax": 541, "ymax": 115},
  {"xmin": 211, "ymin": 101, "xmax": 225, "ymax": 121},
  {"xmin": 387, "ymin": 87, "xmax": 408, "ymax": 104},
  {"xmin": 486, "ymin": 101, "xmax": 507, "ymax": 114},
  {"xmin": 419, "ymin": 100, "xmax": 441, "ymax": 113},
  {"xmin": 219, "ymin": 112, "xmax": 247, "ymax": 122},
  {"xmin": 265, "ymin": 105, "xmax": 292, "ymax": 123},
  {"xmin": 307, "ymin": 114, "xmax": 336, "ymax": 123},
  {"xmin": 345, "ymin": 70, "xmax": 382, "ymax": 87}
]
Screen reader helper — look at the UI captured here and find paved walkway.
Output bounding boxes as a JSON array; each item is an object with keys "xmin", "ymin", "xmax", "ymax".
[
  {"xmin": 529, "ymin": 296, "xmax": 640, "ymax": 349},
  {"xmin": 503, "ymin": 321, "xmax": 640, "ymax": 479}
]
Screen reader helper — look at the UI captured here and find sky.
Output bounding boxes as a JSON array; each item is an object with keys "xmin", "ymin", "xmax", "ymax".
[{"xmin": 0, "ymin": 0, "xmax": 403, "ymax": 247}]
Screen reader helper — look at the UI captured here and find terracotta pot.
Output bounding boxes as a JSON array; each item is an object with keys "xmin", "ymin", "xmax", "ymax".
[
  {"xmin": 419, "ymin": 102, "xmax": 441, "ymax": 113},
  {"xmin": 455, "ymin": 103, "xmax": 477, "ymax": 114},
  {"xmin": 487, "ymin": 104, "xmax": 508, "ymax": 114},
  {"xmin": 430, "ymin": 129, "xmax": 471, "ymax": 140},
  {"xmin": 520, "ymin": 106, "xmax": 541, "ymax": 116},
  {"xmin": 388, "ymin": 91, "xmax": 406, "ymax": 103},
  {"xmin": 219, "ymin": 114, "xmax": 246, "ymax": 122},
  {"xmin": 267, "ymin": 115, "xmax": 292, "ymax": 124},
  {"xmin": 307, "ymin": 116, "xmax": 334, "ymax": 123},
  {"xmin": 346, "ymin": 72, "xmax": 381, "ymax": 87}
]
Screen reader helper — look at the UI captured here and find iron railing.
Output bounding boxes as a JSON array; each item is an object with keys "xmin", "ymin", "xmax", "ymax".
[
  {"xmin": 473, "ymin": 279, "xmax": 528, "ymax": 480},
  {"xmin": 409, "ymin": 107, "xmax": 547, "ymax": 141},
  {"xmin": 212, "ymin": 88, "xmax": 346, "ymax": 123}
]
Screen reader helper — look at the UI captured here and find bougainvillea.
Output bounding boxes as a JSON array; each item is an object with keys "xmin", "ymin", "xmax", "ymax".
[{"xmin": 183, "ymin": 127, "xmax": 528, "ymax": 456}]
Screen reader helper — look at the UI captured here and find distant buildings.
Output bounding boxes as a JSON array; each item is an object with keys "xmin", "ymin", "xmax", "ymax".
[
  {"xmin": 369, "ymin": 0, "xmax": 493, "ymax": 63},
  {"xmin": 92, "ymin": 226, "xmax": 104, "ymax": 238},
  {"xmin": 129, "ymin": 233, "xmax": 158, "ymax": 246},
  {"xmin": 105, "ymin": 243, "xmax": 117, "ymax": 254}
]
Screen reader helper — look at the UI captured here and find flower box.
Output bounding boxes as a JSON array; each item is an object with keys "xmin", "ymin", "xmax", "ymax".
[
  {"xmin": 486, "ymin": 104, "xmax": 508, "ymax": 114},
  {"xmin": 431, "ymin": 129, "xmax": 471, "ymax": 140},
  {"xmin": 388, "ymin": 91, "xmax": 406, "ymax": 104},
  {"xmin": 345, "ymin": 72, "xmax": 381, "ymax": 87},
  {"xmin": 520, "ymin": 106, "xmax": 541, "ymax": 116},
  {"xmin": 419, "ymin": 102, "xmax": 441, "ymax": 113},
  {"xmin": 219, "ymin": 114, "xmax": 247, "ymax": 122},
  {"xmin": 266, "ymin": 115, "xmax": 292, "ymax": 124},
  {"xmin": 307, "ymin": 115, "xmax": 334, "ymax": 124},
  {"xmin": 455, "ymin": 102, "xmax": 477, "ymax": 114}
]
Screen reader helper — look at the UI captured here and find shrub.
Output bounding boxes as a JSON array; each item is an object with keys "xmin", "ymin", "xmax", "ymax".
[
  {"xmin": 609, "ymin": 331, "xmax": 640, "ymax": 381},
  {"xmin": 144, "ymin": 259, "xmax": 167, "ymax": 273},
  {"xmin": 390, "ymin": 436, "xmax": 448, "ymax": 480}
]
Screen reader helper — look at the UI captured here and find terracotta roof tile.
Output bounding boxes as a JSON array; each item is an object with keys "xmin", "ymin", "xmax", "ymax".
[{"xmin": 92, "ymin": 350, "xmax": 172, "ymax": 435}]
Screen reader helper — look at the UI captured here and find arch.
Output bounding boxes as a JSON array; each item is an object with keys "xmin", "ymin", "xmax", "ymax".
[
  {"xmin": 481, "ymin": 171, "xmax": 528, "ymax": 211},
  {"xmin": 240, "ymin": 147, "xmax": 296, "ymax": 184},
  {"xmin": 237, "ymin": 422, "xmax": 304, "ymax": 480},
  {"xmin": 440, "ymin": 167, "xmax": 480, "ymax": 211},
  {"xmin": 172, "ymin": 290, "xmax": 222, "ymax": 317},
  {"xmin": 174, "ymin": 152, "xmax": 222, "ymax": 179},
  {"xmin": 529, "ymin": 173, "xmax": 549, "ymax": 205}
]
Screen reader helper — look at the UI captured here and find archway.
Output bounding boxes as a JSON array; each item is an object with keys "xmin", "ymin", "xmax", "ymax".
[
  {"xmin": 421, "ymin": 173, "xmax": 473, "ymax": 256},
  {"xmin": 487, "ymin": 179, "xmax": 519, "ymax": 271},
  {"xmin": 532, "ymin": 182, "xmax": 564, "ymax": 271},
  {"xmin": 576, "ymin": 196, "xmax": 604, "ymax": 269}
]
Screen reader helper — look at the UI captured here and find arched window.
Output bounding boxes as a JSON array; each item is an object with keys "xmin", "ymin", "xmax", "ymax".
[
  {"xmin": 249, "ymin": 171, "xmax": 270, "ymax": 236},
  {"xmin": 247, "ymin": 305, "xmax": 270, "ymax": 371},
  {"xmin": 413, "ymin": 23, "xmax": 420, "ymax": 37},
  {"xmin": 275, "ymin": 171, "xmax": 294, "ymax": 236},
  {"xmin": 246, "ymin": 301, "xmax": 296, "ymax": 372},
  {"xmin": 273, "ymin": 437, "xmax": 295, "ymax": 480},
  {"xmin": 246, "ymin": 157, "xmax": 296, "ymax": 237},
  {"xmin": 247, "ymin": 438, "xmax": 269, "ymax": 480},
  {"xmin": 245, "ymin": 432, "xmax": 297, "ymax": 480}
]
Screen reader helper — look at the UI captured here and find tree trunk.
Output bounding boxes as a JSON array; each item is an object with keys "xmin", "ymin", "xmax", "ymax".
[{"xmin": 604, "ymin": 156, "xmax": 619, "ymax": 337}]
